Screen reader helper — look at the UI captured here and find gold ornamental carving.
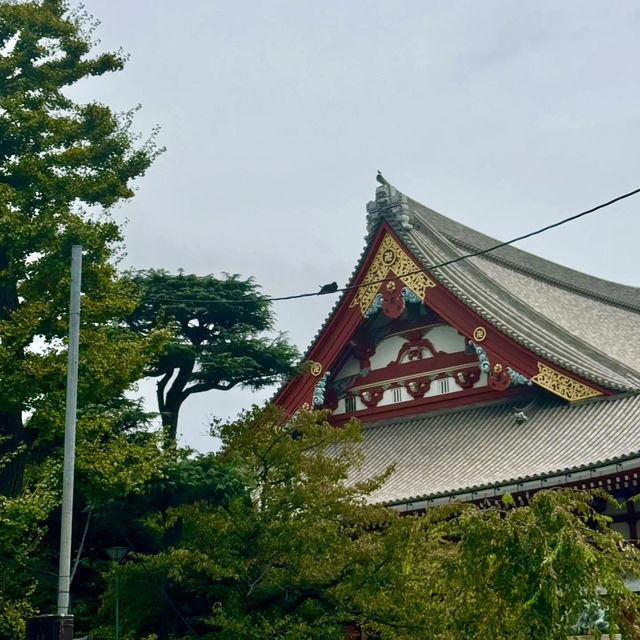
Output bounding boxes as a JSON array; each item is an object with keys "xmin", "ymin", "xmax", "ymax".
[
  {"xmin": 472, "ymin": 326, "xmax": 487, "ymax": 342},
  {"xmin": 350, "ymin": 233, "xmax": 436, "ymax": 315},
  {"xmin": 307, "ymin": 361, "xmax": 323, "ymax": 377},
  {"xmin": 531, "ymin": 362, "xmax": 602, "ymax": 402}
]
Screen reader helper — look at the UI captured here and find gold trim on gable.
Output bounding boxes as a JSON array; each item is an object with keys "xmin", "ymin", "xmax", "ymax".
[
  {"xmin": 350, "ymin": 233, "xmax": 436, "ymax": 315},
  {"xmin": 531, "ymin": 362, "xmax": 602, "ymax": 401},
  {"xmin": 308, "ymin": 361, "xmax": 323, "ymax": 377}
]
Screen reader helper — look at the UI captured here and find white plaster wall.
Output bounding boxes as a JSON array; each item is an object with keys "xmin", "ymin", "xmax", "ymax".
[
  {"xmin": 369, "ymin": 335, "xmax": 406, "ymax": 369},
  {"xmin": 334, "ymin": 324, "xmax": 467, "ymax": 381},
  {"xmin": 331, "ymin": 323, "xmax": 490, "ymax": 415},
  {"xmin": 333, "ymin": 369, "xmax": 489, "ymax": 414},
  {"xmin": 334, "ymin": 356, "xmax": 361, "ymax": 380},
  {"xmin": 335, "ymin": 395, "xmax": 366, "ymax": 414},
  {"xmin": 377, "ymin": 385, "xmax": 406, "ymax": 407},
  {"xmin": 424, "ymin": 324, "xmax": 466, "ymax": 353}
]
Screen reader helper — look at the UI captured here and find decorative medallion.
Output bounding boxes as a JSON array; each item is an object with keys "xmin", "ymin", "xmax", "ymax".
[
  {"xmin": 531, "ymin": 362, "xmax": 602, "ymax": 401},
  {"xmin": 405, "ymin": 377, "xmax": 432, "ymax": 398},
  {"xmin": 471, "ymin": 342, "xmax": 530, "ymax": 388},
  {"xmin": 453, "ymin": 367, "xmax": 480, "ymax": 389},
  {"xmin": 350, "ymin": 233, "xmax": 436, "ymax": 315},
  {"xmin": 472, "ymin": 326, "xmax": 487, "ymax": 342},
  {"xmin": 359, "ymin": 387, "xmax": 384, "ymax": 408},
  {"xmin": 489, "ymin": 364, "xmax": 511, "ymax": 391},
  {"xmin": 381, "ymin": 276, "xmax": 405, "ymax": 319},
  {"xmin": 308, "ymin": 361, "xmax": 323, "ymax": 377},
  {"xmin": 382, "ymin": 247, "xmax": 397, "ymax": 266}
]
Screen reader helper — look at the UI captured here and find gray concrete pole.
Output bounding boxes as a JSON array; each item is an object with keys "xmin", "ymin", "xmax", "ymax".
[{"xmin": 57, "ymin": 245, "xmax": 82, "ymax": 615}]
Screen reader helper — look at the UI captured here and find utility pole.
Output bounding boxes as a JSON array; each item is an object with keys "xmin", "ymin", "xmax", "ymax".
[{"xmin": 57, "ymin": 244, "xmax": 82, "ymax": 615}]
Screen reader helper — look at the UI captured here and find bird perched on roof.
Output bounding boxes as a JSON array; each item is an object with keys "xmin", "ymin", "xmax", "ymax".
[
  {"xmin": 318, "ymin": 281, "xmax": 338, "ymax": 295},
  {"xmin": 376, "ymin": 170, "xmax": 390, "ymax": 186}
]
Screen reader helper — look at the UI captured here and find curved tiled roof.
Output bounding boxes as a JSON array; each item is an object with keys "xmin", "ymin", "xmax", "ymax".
[
  {"xmin": 282, "ymin": 181, "xmax": 640, "ymax": 500},
  {"xmin": 293, "ymin": 182, "xmax": 640, "ymax": 502},
  {"xmin": 407, "ymin": 197, "xmax": 640, "ymax": 312},
  {"xmin": 367, "ymin": 184, "xmax": 640, "ymax": 392},
  {"xmin": 349, "ymin": 393, "xmax": 640, "ymax": 505},
  {"xmin": 473, "ymin": 258, "xmax": 640, "ymax": 373}
]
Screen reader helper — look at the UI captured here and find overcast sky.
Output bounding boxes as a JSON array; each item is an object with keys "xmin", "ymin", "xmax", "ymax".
[{"xmin": 74, "ymin": 0, "xmax": 640, "ymax": 451}]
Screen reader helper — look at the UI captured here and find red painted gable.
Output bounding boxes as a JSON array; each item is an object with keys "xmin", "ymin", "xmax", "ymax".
[{"xmin": 275, "ymin": 223, "xmax": 610, "ymax": 420}]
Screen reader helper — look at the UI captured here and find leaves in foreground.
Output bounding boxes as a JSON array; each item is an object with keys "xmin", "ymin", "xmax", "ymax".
[{"xmin": 101, "ymin": 407, "xmax": 640, "ymax": 639}]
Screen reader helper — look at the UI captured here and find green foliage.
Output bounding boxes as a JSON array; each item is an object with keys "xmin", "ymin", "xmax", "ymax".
[
  {"xmin": 0, "ymin": 455, "xmax": 57, "ymax": 637},
  {"xmin": 95, "ymin": 408, "xmax": 640, "ymax": 640},
  {"xmin": 0, "ymin": 0, "xmax": 164, "ymax": 492},
  {"xmin": 127, "ymin": 270, "xmax": 299, "ymax": 442},
  {"xmin": 0, "ymin": 0, "xmax": 168, "ymax": 630},
  {"xmin": 101, "ymin": 407, "xmax": 396, "ymax": 639},
  {"xmin": 0, "ymin": 0, "xmax": 159, "ymax": 216},
  {"xmin": 356, "ymin": 490, "xmax": 640, "ymax": 640}
]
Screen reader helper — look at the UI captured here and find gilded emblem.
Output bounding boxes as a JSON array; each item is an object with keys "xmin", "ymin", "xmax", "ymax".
[
  {"xmin": 382, "ymin": 248, "xmax": 396, "ymax": 266},
  {"xmin": 308, "ymin": 361, "xmax": 323, "ymax": 377},
  {"xmin": 350, "ymin": 233, "xmax": 436, "ymax": 315},
  {"xmin": 472, "ymin": 326, "xmax": 487, "ymax": 342}
]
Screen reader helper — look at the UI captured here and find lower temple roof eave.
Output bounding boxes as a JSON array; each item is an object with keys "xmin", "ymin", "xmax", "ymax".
[{"xmin": 382, "ymin": 452, "xmax": 640, "ymax": 511}]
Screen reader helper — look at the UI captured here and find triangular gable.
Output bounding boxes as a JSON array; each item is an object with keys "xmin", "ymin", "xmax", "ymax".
[{"xmin": 275, "ymin": 222, "xmax": 610, "ymax": 417}]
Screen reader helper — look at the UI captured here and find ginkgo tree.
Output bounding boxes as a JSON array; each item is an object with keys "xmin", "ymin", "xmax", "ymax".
[
  {"xmin": 0, "ymin": 0, "xmax": 163, "ymax": 495},
  {"xmin": 0, "ymin": 2, "xmax": 167, "ymax": 633}
]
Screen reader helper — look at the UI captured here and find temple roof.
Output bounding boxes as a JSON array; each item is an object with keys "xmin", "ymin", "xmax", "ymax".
[
  {"xmin": 349, "ymin": 392, "xmax": 640, "ymax": 505},
  {"xmin": 407, "ymin": 197, "xmax": 640, "ymax": 311},
  {"xmin": 278, "ymin": 182, "xmax": 640, "ymax": 500},
  {"xmin": 347, "ymin": 184, "xmax": 640, "ymax": 392}
]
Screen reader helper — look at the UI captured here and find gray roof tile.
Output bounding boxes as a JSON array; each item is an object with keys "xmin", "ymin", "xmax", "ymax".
[
  {"xmin": 350, "ymin": 393, "xmax": 640, "ymax": 504},
  {"xmin": 473, "ymin": 258, "xmax": 640, "ymax": 372},
  {"xmin": 407, "ymin": 197, "xmax": 640, "ymax": 311}
]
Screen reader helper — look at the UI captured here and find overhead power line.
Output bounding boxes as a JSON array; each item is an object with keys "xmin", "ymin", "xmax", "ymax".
[{"xmin": 146, "ymin": 185, "xmax": 640, "ymax": 305}]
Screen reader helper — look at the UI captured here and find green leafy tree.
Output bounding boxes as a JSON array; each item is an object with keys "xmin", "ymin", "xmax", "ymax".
[
  {"xmin": 0, "ymin": 1, "xmax": 169, "ymax": 630},
  {"xmin": 74, "ymin": 448, "xmax": 249, "ymax": 639},
  {"xmin": 356, "ymin": 490, "xmax": 640, "ymax": 640},
  {"xmin": 0, "ymin": 461, "xmax": 57, "ymax": 638},
  {"xmin": 95, "ymin": 407, "xmax": 640, "ymax": 640},
  {"xmin": 0, "ymin": 0, "xmax": 162, "ymax": 495},
  {"xmin": 127, "ymin": 270, "xmax": 299, "ymax": 443},
  {"xmin": 93, "ymin": 407, "xmax": 395, "ymax": 639}
]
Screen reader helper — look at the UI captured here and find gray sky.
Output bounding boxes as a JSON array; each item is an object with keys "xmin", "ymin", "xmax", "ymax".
[{"xmin": 75, "ymin": 0, "xmax": 640, "ymax": 451}]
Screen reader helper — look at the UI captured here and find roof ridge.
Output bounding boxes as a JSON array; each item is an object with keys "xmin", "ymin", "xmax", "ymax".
[
  {"xmin": 404, "ymin": 195, "xmax": 640, "ymax": 312},
  {"xmin": 448, "ymin": 234, "xmax": 640, "ymax": 314}
]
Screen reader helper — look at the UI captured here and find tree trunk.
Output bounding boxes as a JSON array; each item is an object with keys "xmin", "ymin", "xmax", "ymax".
[
  {"xmin": 0, "ymin": 247, "xmax": 25, "ymax": 496},
  {"xmin": 166, "ymin": 407, "xmax": 181, "ymax": 445},
  {"xmin": 157, "ymin": 361, "xmax": 193, "ymax": 446},
  {"xmin": 157, "ymin": 379, "xmax": 184, "ymax": 445},
  {"xmin": 0, "ymin": 412, "xmax": 25, "ymax": 496}
]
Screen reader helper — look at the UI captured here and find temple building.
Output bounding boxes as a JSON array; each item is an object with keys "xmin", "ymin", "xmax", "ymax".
[{"xmin": 275, "ymin": 181, "xmax": 640, "ymax": 538}]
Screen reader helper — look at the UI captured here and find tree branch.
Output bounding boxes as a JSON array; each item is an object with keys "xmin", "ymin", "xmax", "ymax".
[{"xmin": 156, "ymin": 370, "xmax": 173, "ymax": 417}]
